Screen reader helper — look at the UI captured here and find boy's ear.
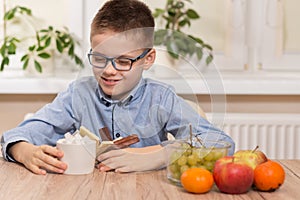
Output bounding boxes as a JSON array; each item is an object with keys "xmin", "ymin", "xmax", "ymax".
[{"xmin": 143, "ymin": 48, "xmax": 156, "ymax": 70}]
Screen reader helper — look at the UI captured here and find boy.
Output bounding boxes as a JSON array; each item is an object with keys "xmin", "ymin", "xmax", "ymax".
[{"xmin": 1, "ymin": 0, "xmax": 235, "ymax": 175}]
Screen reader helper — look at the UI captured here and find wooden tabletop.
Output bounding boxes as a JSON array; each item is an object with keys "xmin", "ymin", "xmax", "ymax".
[{"xmin": 0, "ymin": 158, "xmax": 299, "ymax": 200}]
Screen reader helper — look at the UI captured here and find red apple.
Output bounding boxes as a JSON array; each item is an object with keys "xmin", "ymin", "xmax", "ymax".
[
  {"xmin": 233, "ymin": 146, "xmax": 268, "ymax": 170},
  {"xmin": 213, "ymin": 156, "xmax": 254, "ymax": 194}
]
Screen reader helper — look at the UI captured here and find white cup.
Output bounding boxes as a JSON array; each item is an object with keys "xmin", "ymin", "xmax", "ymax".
[{"xmin": 56, "ymin": 139, "xmax": 96, "ymax": 175}]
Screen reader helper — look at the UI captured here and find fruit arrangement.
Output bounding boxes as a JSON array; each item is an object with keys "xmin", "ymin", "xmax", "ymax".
[{"xmin": 169, "ymin": 143, "xmax": 286, "ymax": 195}]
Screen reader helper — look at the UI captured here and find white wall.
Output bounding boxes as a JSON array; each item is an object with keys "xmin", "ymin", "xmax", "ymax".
[{"xmin": 283, "ymin": 0, "xmax": 300, "ymax": 51}]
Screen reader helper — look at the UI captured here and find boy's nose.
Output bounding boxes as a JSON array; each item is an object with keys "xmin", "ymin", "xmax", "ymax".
[{"xmin": 103, "ymin": 61, "xmax": 118, "ymax": 74}]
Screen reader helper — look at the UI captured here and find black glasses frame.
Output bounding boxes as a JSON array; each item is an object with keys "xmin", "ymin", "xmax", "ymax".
[{"xmin": 87, "ymin": 48, "xmax": 151, "ymax": 71}]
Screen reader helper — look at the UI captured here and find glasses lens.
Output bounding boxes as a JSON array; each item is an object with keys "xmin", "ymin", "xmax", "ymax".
[
  {"xmin": 114, "ymin": 58, "xmax": 132, "ymax": 70},
  {"xmin": 89, "ymin": 55, "xmax": 107, "ymax": 68}
]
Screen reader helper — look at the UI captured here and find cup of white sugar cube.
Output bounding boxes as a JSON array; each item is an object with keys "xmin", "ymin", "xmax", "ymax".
[{"xmin": 56, "ymin": 132, "xmax": 96, "ymax": 175}]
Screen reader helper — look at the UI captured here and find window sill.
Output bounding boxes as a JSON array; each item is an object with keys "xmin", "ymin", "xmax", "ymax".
[
  {"xmin": 145, "ymin": 70, "xmax": 300, "ymax": 95},
  {"xmin": 0, "ymin": 70, "xmax": 78, "ymax": 94}
]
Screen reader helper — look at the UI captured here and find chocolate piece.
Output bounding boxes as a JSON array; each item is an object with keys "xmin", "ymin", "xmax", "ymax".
[
  {"xmin": 113, "ymin": 134, "xmax": 140, "ymax": 149},
  {"xmin": 99, "ymin": 127, "xmax": 113, "ymax": 141}
]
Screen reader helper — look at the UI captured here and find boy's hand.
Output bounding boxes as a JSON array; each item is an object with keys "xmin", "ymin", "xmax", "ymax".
[
  {"xmin": 96, "ymin": 145, "xmax": 166, "ymax": 173},
  {"xmin": 8, "ymin": 142, "xmax": 67, "ymax": 175}
]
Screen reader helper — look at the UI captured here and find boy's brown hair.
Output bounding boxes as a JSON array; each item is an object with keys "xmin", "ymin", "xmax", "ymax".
[{"xmin": 90, "ymin": 0, "xmax": 155, "ymax": 47}]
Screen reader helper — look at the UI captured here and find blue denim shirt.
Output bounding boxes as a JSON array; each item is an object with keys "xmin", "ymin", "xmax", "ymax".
[{"xmin": 1, "ymin": 76, "xmax": 235, "ymax": 160}]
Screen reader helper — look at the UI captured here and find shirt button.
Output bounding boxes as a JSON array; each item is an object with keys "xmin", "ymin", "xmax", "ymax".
[{"xmin": 116, "ymin": 133, "xmax": 121, "ymax": 138}]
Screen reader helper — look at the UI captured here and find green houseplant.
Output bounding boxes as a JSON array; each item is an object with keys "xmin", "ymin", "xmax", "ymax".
[
  {"xmin": 153, "ymin": 0, "xmax": 213, "ymax": 65},
  {"xmin": 0, "ymin": 5, "xmax": 83, "ymax": 73}
]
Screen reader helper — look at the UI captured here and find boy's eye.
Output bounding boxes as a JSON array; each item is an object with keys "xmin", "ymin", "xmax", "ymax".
[
  {"xmin": 115, "ymin": 58, "xmax": 131, "ymax": 66},
  {"xmin": 93, "ymin": 56, "xmax": 106, "ymax": 63}
]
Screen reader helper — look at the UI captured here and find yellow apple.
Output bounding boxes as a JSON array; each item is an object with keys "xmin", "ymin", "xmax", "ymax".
[{"xmin": 233, "ymin": 146, "xmax": 268, "ymax": 170}]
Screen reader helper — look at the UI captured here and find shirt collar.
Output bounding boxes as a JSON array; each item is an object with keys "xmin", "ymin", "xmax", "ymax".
[{"xmin": 97, "ymin": 78, "xmax": 145, "ymax": 106}]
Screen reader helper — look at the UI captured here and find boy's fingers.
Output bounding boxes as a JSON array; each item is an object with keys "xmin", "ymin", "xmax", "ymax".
[
  {"xmin": 39, "ymin": 153, "xmax": 67, "ymax": 170},
  {"xmin": 41, "ymin": 145, "xmax": 64, "ymax": 158},
  {"xmin": 96, "ymin": 163, "xmax": 113, "ymax": 172},
  {"xmin": 27, "ymin": 164, "xmax": 47, "ymax": 175},
  {"xmin": 37, "ymin": 159, "xmax": 65, "ymax": 174}
]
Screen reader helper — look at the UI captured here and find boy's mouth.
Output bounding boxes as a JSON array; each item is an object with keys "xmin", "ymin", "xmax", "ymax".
[{"xmin": 101, "ymin": 77, "xmax": 121, "ymax": 85}]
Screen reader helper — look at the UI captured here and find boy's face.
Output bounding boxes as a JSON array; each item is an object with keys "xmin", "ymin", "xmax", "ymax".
[{"xmin": 90, "ymin": 30, "xmax": 155, "ymax": 100}]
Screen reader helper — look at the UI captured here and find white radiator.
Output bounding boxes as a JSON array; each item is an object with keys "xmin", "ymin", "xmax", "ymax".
[{"xmin": 207, "ymin": 113, "xmax": 300, "ymax": 159}]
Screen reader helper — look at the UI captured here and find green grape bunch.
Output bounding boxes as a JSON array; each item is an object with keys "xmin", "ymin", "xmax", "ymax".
[
  {"xmin": 167, "ymin": 143, "xmax": 227, "ymax": 182},
  {"xmin": 166, "ymin": 124, "xmax": 230, "ymax": 183}
]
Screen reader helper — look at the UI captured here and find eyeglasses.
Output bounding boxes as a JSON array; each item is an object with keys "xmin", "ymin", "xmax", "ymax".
[{"xmin": 87, "ymin": 48, "xmax": 151, "ymax": 71}]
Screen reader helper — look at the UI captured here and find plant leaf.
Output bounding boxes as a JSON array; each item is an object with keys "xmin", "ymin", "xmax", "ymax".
[
  {"xmin": 4, "ymin": 10, "xmax": 15, "ymax": 20},
  {"xmin": 75, "ymin": 55, "xmax": 84, "ymax": 68},
  {"xmin": 186, "ymin": 9, "xmax": 200, "ymax": 19},
  {"xmin": 166, "ymin": 42, "xmax": 179, "ymax": 59},
  {"xmin": 168, "ymin": 8, "xmax": 176, "ymax": 17},
  {"xmin": 206, "ymin": 54, "xmax": 213, "ymax": 65},
  {"xmin": 29, "ymin": 45, "xmax": 36, "ymax": 51},
  {"xmin": 40, "ymin": 29, "xmax": 49, "ymax": 33},
  {"xmin": 0, "ymin": 46, "xmax": 5, "ymax": 56},
  {"xmin": 196, "ymin": 47, "xmax": 203, "ymax": 60},
  {"xmin": 0, "ymin": 62, "xmax": 4, "ymax": 71},
  {"xmin": 153, "ymin": 8, "xmax": 165, "ymax": 18},
  {"xmin": 8, "ymin": 43, "xmax": 16, "ymax": 54},
  {"xmin": 36, "ymin": 46, "xmax": 45, "ymax": 51},
  {"xmin": 188, "ymin": 35, "xmax": 204, "ymax": 45},
  {"xmin": 179, "ymin": 19, "xmax": 189, "ymax": 27},
  {"xmin": 34, "ymin": 60, "xmax": 42, "ymax": 73},
  {"xmin": 175, "ymin": 1, "xmax": 184, "ymax": 9},
  {"xmin": 22, "ymin": 58, "xmax": 29, "ymax": 70},
  {"xmin": 186, "ymin": 40, "xmax": 196, "ymax": 56},
  {"xmin": 1, "ymin": 57, "xmax": 9, "ymax": 70},
  {"xmin": 56, "ymin": 39, "xmax": 63, "ymax": 53},
  {"xmin": 203, "ymin": 44, "xmax": 213, "ymax": 51},
  {"xmin": 154, "ymin": 29, "xmax": 168, "ymax": 45},
  {"xmin": 19, "ymin": 6, "xmax": 32, "ymax": 15},
  {"xmin": 68, "ymin": 45, "xmax": 74, "ymax": 56},
  {"xmin": 38, "ymin": 52, "xmax": 51, "ymax": 59},
  {"xmin": 21, "ymin": 54, "xmax": 29, "ymax": 61},
  {"xmin": 174, "ymin": 37, "xmax": 188, "ymax": 52},
  {"xmin": 44, "ymin": 37, "xmax": 51, "ymax": 48}
]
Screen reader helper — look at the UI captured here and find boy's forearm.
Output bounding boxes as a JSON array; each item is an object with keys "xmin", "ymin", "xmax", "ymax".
[{"xmin": 126, "ymin": 145, "xmax": 167, "ymax": 170}]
